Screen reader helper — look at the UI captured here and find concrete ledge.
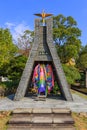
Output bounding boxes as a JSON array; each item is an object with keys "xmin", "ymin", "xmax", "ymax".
[
  {"xmin": 52, "ymin": 108, "xmax": 71, "ymax": 114},
  {"xmin": 13, "ymin": 108, "xmax": 32, "ymax": 114},
  {"xmin": 33, "ymin": 116, "xmax": 52, "ymax": 123},
  {"xmin": 32, "ymin": 108, "xmax": 52, "ymax": 113},
  {"xmin": 13, "ymin": 108, "xmax": 71, "ymax": 114}
]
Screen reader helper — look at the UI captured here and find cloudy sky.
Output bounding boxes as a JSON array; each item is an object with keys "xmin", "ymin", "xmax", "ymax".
[{"xmin": 0, "ymin": 0, "xmax": 87, "ymax": 46}]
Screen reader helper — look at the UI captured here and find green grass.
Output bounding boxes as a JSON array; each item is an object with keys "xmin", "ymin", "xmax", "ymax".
[
  {"xmin": 72, "ymin": 112, "xmax": 87, "ymax": 130},
  {"xmin": 0, "ymin": 111, "xmax": 11, "ymax": 130}
]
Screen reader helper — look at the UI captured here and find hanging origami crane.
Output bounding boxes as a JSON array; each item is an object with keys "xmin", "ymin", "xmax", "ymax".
[{"xmin": 32, "ymin": 64, "xmax": 54, "ymax": 96}]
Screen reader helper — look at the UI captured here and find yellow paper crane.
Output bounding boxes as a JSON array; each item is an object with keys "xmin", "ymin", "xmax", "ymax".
[{"xmin": 34, "ymin": 10, "xmax": 53, "ymax": 24}]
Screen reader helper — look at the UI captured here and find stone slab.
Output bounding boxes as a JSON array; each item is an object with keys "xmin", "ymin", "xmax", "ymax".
[
  {"xmin": 13, "ymin": 108, "xmax": 32, "ymax": 114},
  {"xmin": 53, "ymin": 117, "xmax": 74, "ymax": 124},
  {"xmin": 52, "ymin": 108, "xmax": 71, "ymax": 114},
  {"xmin": 9, "ymin": 117, "xmax": 32, "ymax": 123},
  {"xmin": 32, "ymin": 108, "xmax": 52, "ymax": 113},
  {"xmin": 7, "ymin": 128, "xmax": 75, "ymax": 130},
  {"xmin": 32, "ymin": 116, "xmax": 52, "ymax": 123}
]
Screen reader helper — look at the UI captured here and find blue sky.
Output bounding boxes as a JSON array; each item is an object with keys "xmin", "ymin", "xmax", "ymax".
[{"xmin": 0, "ymin": 0, "xmax": 87, "ymax": 46}]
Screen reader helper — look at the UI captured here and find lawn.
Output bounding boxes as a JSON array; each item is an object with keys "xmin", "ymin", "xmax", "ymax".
[
  {"xmin": 0, "ymin": 111, "xmax": 11, "ymax": 130},
  {"xmin": 72, "ymin": 112, "xmax": 87, "ymax": 130}
]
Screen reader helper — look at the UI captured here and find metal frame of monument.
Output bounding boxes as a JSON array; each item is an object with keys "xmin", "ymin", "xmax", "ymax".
[{"xmin": 14, "ymin": 12, "xmax": 73, "ymax": 101}]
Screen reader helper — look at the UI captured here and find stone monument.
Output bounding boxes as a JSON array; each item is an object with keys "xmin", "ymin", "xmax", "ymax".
[{"xmin": 14, "ymin": 11, "xmax": 73, "ymax": 101}]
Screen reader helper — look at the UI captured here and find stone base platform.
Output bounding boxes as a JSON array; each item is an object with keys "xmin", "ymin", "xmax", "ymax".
[{"xmin": 0, "ymin": 92, "xmax": 87, "ymax": 112}]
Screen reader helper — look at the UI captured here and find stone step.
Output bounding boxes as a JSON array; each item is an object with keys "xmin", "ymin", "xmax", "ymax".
[
  {"xmin": 13, "ymin": 108, "xmax": 71, "ymax": 114},
  {"xmin": 38, "ymin": 95, "xmax": 46, "ymax": 98},
  {"xmin": 7, "ymin": 108, "xmax": 76, "ymax": 130},
  {"xmin": 8, "ymin": 126, "xmax": 76, "ymax": 130},
  {"xmin": 12, "ymin": 113, "xmax": 71, "ymax": 118},
  {"xmin": 8, "ymin": 123, "xmax": 74, "ymax": 127},
  {"xmin": 9, "ymin": 115, "xmax": 74, "ymax": 124},
  {"xmin": 34, "ymin": 95, "xmax": 46, "ymax": 101}
]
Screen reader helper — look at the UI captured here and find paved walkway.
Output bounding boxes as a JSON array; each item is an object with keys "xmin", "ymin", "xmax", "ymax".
[{"xmin": 0, "ymin": 92, "xmax": 87, "ymax": 112}]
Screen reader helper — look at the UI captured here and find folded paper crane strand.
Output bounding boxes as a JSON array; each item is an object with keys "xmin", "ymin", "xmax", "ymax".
[{"xmin": 32, "ymin": 64, "xmax": 54, "ymax": 95}]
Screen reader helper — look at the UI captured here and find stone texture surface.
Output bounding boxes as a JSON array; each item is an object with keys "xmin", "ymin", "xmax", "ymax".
[
  {"xmin": 14, "ymin": 17, "xmax": 72, "ymax": 101},
  {"xmin": 0, "ymin": 93, "xmax": 87, "ymax": 112},
  {"xmin": 52, "ymin": 108, "xmax": 70, "ymax": 113},
  {"xmin": 32, "ymin": 108, "xmax": 52, "ymax": 113},
  {"xmin": 46, "ymin": 18, "xmax": 73, "ymax": 101},
  {"xmin": 13, "ymin": 108, "xmax": 32, "ymax": 114},
  {"xmin": 7, "ymin": 107, "xmax": 75, "ymax": 130},
  {"xmin": 7, "ymin": 127, "xmax": 76, "ymax": 130},
  {"xmin": 33, "ymin": 116, "xmax": 52, "ymax": 123},
  {"xmin": 14, "ymin": 19, "xmax": 40, "ymax": 101}
]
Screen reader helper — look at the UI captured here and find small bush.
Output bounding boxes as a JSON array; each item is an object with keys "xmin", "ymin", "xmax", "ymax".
[
  {"xmin": 62, "ymin": 64, "xmax": 81, "ymax": 85},
  {"xmin": 0, "ymin": 80, "xmax": 19, "ymax": 96},
  {"xmin": 53, "ymin": 81, "xmax": 59, "ymax": 95}
]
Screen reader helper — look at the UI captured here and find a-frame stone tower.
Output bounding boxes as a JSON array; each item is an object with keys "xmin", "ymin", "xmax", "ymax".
[{"xmin": 14, "ymin": 17, "xmax": 73, "ymax": 101}]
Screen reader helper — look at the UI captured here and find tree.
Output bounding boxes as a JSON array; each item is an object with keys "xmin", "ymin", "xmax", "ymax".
[
  {"xmin": 8, "ymin": 55, "xmax": 27, "ymax": 81},
  {"xmin": 17, "ymin": 30, "xmax": 34, "ymax": 57},
  {"xmin": 2, "ymin": 55, "xmax": 27, "ymax": 81},
  {"xmin": 53, "ymin": 14, "xmax": 82, "ymax": 85},
  {"xmin": 77, "ymin": 45, "xmax": 87, "ymax": 69},
  {"xmin": 0, "ymin": 28, "xmax": 18, "ymax": 69},
  {"xmin": 53, "ymin": 14, "xmax": 81, "ymax": 63},
  {"xmin": 77, "ymin": 45, "xmax": 87, "ymax": 87},
  {"xmin": 62, "ymin": 64, "xmax": 81, "ymax": 85}
]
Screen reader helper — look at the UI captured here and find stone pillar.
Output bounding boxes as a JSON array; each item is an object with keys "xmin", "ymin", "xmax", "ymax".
[
  {"xmin": 46, "ymin": 18, "xmax": 73, "ymax": 101},
  {"xmin": 14, "ymin": 19, "xmax": 40, "ymax": 100}
]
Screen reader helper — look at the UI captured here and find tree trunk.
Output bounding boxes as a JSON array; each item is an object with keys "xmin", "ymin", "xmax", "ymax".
[{"xmin": 85, "ymin": 69, "xmax": 87, "ymax": 88}]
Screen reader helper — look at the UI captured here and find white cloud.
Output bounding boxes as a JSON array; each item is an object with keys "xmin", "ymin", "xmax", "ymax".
[
  {"xmin": 5, "ymin": 22, "xmax": 15, "ymax": 29},
  {"xmin": 5, "ymin": 22, "xmax": 31, "ymax": 43},
  {"xmin": 13, "ymin": 23, "xmax": 30, "ymax": 42},
  {"xmin": 14, "ymin": 23, "xmax": 30, "ymax": 35}
]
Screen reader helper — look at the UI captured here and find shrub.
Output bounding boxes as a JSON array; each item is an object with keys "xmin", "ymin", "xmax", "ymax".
[{"xmin": 0, "ymin": 80, "xmax": 19, "ymax": 96}]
